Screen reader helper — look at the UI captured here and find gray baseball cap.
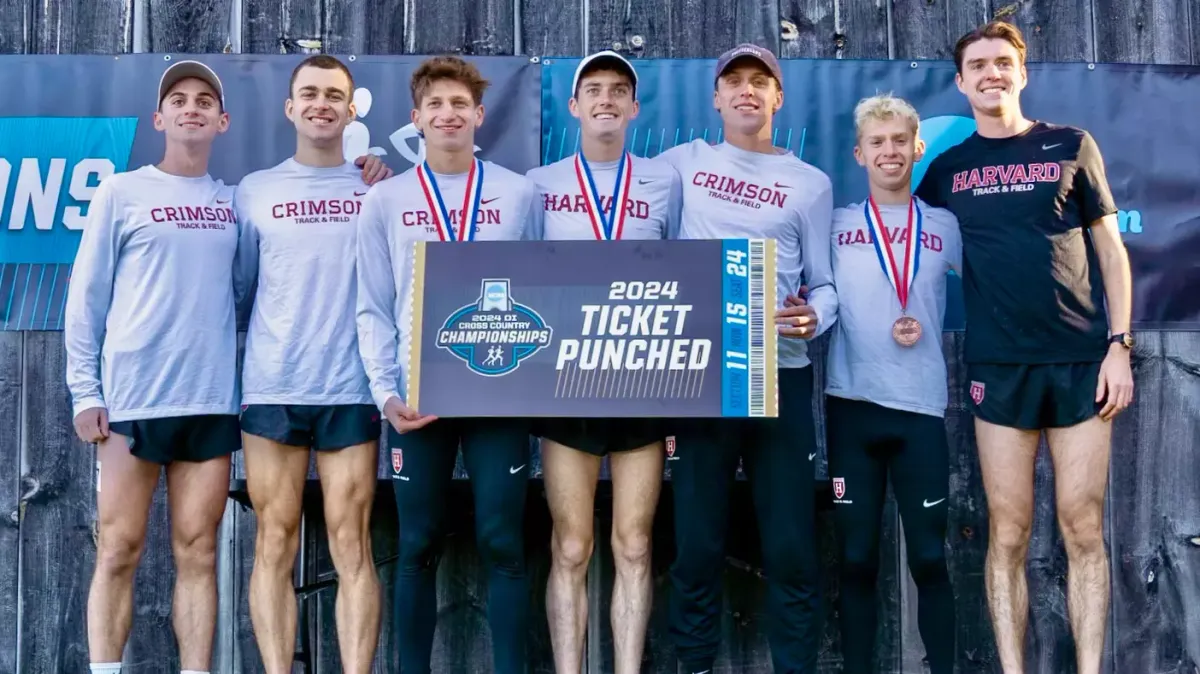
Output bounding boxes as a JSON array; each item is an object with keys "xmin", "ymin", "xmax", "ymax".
[
  {"xmin": 714, "ymin": 43, "xmax": 783, "ymax": 88},
  {"xmin": 157, "ymin": 59, "xmax": 226, "ymax": 109},
  {"xmin": 572, "ymin": 50, "xmax": 638, "ymax": 97}
]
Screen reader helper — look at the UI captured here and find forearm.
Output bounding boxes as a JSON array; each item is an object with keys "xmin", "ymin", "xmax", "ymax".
[
  {"xmin": 807, "ymin": 283, "xmax": 838, "ymax": 338},
  {"xmin": 1095, "ymin": 230, "xmax": 1132, "ymax": 335}
]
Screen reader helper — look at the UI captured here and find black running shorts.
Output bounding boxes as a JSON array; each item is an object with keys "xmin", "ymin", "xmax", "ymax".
[
  {"xmin": 966, "ymin": 361, "xmax": 1104, "ymax": 430},
  {"xmin": 239, "ymin": 404, "xmax": 382, "ymax": 451},
  {"xmin": 536, "ymin": 418, "xmax": 666, "ymax": 457},
  {"xmin": 108, "ymin": 414, "xmax": 242, "ymax": 465}
]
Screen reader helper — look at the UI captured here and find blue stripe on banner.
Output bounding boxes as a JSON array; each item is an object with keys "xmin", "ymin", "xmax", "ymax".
[
  {"xmin": 0, "ymin": 262, "xmax": 73, "ymax": 330},
  {"xmin": 721, "ymin": 240, "xmax": 751, "ymax": 417}
]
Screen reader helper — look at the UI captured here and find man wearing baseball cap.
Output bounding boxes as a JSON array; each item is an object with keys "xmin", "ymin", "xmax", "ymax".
[
  {"xmin": 70, "ymin": 58, "xmax": 390, "ymax": 674},
  {"xmin": 525, "ymin": 49, "xmax": 680, "ymax": 674},
  {"xmin": 655, "ymin": 43, "xmax": 837, "ymax": 673}
]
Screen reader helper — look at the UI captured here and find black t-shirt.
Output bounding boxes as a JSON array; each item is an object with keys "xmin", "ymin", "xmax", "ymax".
[{"xmin": 915, "ymin": 121, "xmax": 1118, "ymax": 365}]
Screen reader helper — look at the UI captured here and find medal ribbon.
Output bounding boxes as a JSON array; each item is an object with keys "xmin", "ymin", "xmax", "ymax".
[
  {"xmin": 574, "ymin": 151, "xmax": 633, "ymax": 240},
  {"xmin": 864, "ymin": 196, "xmax": 922, "ymax": 311},
  {"xmin": 417, "ymin": 158, "xmax": 484, "ymax": 242}
]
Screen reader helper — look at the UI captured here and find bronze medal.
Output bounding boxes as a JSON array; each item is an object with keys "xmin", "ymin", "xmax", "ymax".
[{"xmin": 892, "ymin": 315, "xmax": 922, "ymax": 347}]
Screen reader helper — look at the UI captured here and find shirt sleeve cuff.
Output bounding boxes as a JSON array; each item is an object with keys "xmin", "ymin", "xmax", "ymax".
[{"xmin": 72, "ymin": 398, "xmax": 107, "ymax": 419}]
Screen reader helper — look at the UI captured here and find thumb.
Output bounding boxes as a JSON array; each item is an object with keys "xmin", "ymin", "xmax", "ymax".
[
  {"xmin": 1095, "ymin": 370, "xmax": 1107, "ymax": 403},
  {"xmin": 99, "ymin": 410, "xmax": 110, "ymax": 438},
  {"xmin": 354, "ymin": 155, "xmax": 366, "ymax": 167}
]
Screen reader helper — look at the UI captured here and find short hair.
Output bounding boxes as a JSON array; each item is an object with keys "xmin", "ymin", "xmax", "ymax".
[
  {"xmin": 954, "ymin": 20, "xmax": 1028, "ymax": 73},
  {"xmin": 853, "ymin": 93, "xmax": 920, "ymax": 141},
  {"xmin": 411, "ymin": 56, "xmax": 490, "ymax": 108},
  {"xmin": 289, "ymin": 54, "xmax": 355, "ymax": 96}
]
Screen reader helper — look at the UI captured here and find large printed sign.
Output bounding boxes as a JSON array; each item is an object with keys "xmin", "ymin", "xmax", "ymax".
[
  {"xmin": 540, "ymin": 57, "xmax": 1200, "ymax": 330},
  {"xmin": 406, "ymin": 239, "xmax": 779, "ymax": 418}
]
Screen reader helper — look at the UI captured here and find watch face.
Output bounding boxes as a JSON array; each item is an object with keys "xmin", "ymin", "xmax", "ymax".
[{"xmin": 1124, "ymin": 334, "xmax": 1135, "ymax": 348}]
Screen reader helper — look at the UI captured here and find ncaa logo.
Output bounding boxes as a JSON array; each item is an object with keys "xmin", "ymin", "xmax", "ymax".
[
  {"xmin": 970, "ymin": 381, "xmax": 986, "ymax": 405},
  {"xmin": 436, "ymin": 278, "xmax": 554, "ymax": 377},
  {"xmin": 833, "ymin": 477, "xmax": 846, "ymax": 499}
]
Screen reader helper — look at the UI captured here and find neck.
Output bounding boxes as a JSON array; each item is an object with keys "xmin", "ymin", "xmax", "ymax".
[
  {"xmin": 293, "ymin": 138, "xmax": 346, "ymax": 168},
  {"xmin": 869, "ymin": 182, "xmax": 912, "ymax": 206},
  {"xmin": 975, "ymin": 106, "xmax": 1033, "ymax": 139},
  {"xmin": 157, "ymin": 142, "xmax": 210, "ymax": 178},
  {"xmin": 580, "ymin": 134, "xmax": 625, "ymax": 162},
  {"xmin": 723, "ymin": 125, "xmax": 777, "ymax": 154},
  {"xmin": 424, "ymin": 147, "xmax": 475, "ymax": 174}
]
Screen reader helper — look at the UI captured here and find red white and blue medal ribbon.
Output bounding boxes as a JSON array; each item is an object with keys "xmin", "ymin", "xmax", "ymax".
[
  {"xmin": 574, "ymin": 151, "xmax": 632, "ymax": 240},
  {"xmin": 864, "ymin": 196, "xmax": 922, "ymax": 312},
  {"xmin": 417, "ymin": 158, "xmax": 484, "ymax": 242}
]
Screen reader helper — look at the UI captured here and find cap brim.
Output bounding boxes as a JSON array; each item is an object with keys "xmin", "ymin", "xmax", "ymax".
[
  {"xmin": 158, "ymin": 61, "xmax": 225, "ymax": 108},
  {"xmin": 572, "ymin": 52, "xmax": 638, "ymax": 95}
]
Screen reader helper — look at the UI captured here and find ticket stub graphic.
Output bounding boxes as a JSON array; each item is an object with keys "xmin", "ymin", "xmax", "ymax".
[{"xmin": 407, "ymin": 239, "xmax": 778, "ymax": 418}]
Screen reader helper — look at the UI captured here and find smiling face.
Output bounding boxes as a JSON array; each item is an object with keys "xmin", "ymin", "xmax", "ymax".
[
  {"xmin": 956, "ymin": 37, "xmax": 1027, "ymax": 117},
  {"xmin": 154, "ymin": 77, "xmax": 228, "ymax": 144},
  {"xmin": 286, "ymin": 64, "xmax": 356, "ymax": 144},
  {"xmin": 570, "ymin": 68, "xmax": 639, "ymax": 141},
  {"xmin": 411, "ymin": 78, "xmax": 484, "ymax": 155},
  {"xmin": 855, "ymin": 115, "xmax": 925, "ymax": 193},
  {"xmin": 713, "ymin": 59, "xmax": 782, "ymax": 136}
]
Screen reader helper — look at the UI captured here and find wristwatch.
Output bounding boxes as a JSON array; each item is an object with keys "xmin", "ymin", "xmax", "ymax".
[{"xmin": 1109, "ymin": 332, "xmax": 1134, "ymax": 349}]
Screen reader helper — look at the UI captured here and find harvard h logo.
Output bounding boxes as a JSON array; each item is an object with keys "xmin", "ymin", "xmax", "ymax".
[
  {"xmin": 833, "ymin": 477, "xmax": 846, "ymax": 499},
  {"xmin": 970, "ymin": 381, "xmax": 986, "ymax": 405}
]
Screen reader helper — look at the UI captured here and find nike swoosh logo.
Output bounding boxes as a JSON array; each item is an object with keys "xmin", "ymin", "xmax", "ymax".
[
  {"xmin": 1042, "ymin": 143, "xmax": 1061, "ymax": 150},
  {"xmin": 638, "ymin": 179, "xmax": 653, "ymax": 185},
  {"xmin": 509, "ymin": 464, "xmax": 525, "ymax": 474},
  {"xmin": 354, "ymin": 190, "xmax": 367, "ymax": 196},
  {"xmin": 923, "ymin": 498, "xmax": 946, "ymax": 508},
  {"xmin": 774, "ymin": 182, "xmax": 791, "ymax": 189},
  {"xmin": 808, "ymin": 453, "xmax": 816, "ymax": 461},
  {"xmin": 216, "ymin": 199, "xmax": 231, "ymax": 204},
  {"xmin": 481, "ymin": 197, "xmax": 500, "ymax": 204}
]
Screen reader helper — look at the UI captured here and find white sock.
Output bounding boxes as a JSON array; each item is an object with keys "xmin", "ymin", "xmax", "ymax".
[{"xmin": 89, "ymin": 664, "xmax": 121, "ymax": 674}]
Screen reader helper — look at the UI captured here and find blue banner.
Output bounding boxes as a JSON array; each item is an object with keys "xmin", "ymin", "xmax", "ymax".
[{"xmin": 540, "ymin": 57, "xmax": 1198, "ymax": 331}]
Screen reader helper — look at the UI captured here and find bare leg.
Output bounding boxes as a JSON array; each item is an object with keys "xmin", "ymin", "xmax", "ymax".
[
  {"xmin": 607, "ymin": 441, "xmax": 663, "ymax": 674},
  {"xmin": 1047, "ymin": 416, "xmax": 1112, "ymax": 674},
  {"xmin": 243, "ymin": 433, "xmax": 310, "ymax": 674},
  {"xmin": 975, "ymin": 418, "xmax": 1040, "ymax": 674},
  {"xmin": 165, "ymin": 453, "xmax": 233, "ymax": 671},
  {"xmin": 542, "ymin": 439, "xmax": 602, "ymax": 674},
  {"xmin": 315, "ymin": 441, "xmax": 382, "ymax": 673},
  {"xmin": 87, "ymin": 434, "xmax": 161, "ymax": 663}
]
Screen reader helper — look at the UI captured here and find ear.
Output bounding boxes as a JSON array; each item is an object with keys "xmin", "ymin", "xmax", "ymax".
[
  {"xmin": 153, "ymin": 110, "xmax": 166, "ymax": 132},
  {"xmin": 1019, "ymin": 64, "xmax": 1029, "ymax": 90},
  {"xmin": 853, "ymin": 144, "xmax": 866, "ymax": 167},
  {"xmin": 913, "ymin": 137, "xmax": 927, "ymax": 163},
  {"xmin": 216, "ymin": 111, "xmax": 231, "ymax": 134},
  {"xmin": 712, "ymin": 88, "xmax": 721, "ymax": 111},
  {"xmin": 410, "ymin": 107, "xmax": 421, "ymax": 127},
  {"xmin": 284, "ymin": 98, "xmax": 295, "ymax": 123},
  {"xmin": 347, "ymin": 100, "xmax": 357, "ymax": 123},
  {"xmin": 475, "ymin": 104, "xmax": 486, "ymax": 128},
  {"xmin": 629, "ymin": 99, "xmax": 640, "ymax": 121},
  {"xmin": 568, "ymin": 97, "xmax": 581, "ymax": 120},
  {"xmin": 774, "ymin": 88, "xmax": 784, "ymax": 114},
  {"xmin": 954, "ymin": 72, "xmax": 965, "ymax": 95}
]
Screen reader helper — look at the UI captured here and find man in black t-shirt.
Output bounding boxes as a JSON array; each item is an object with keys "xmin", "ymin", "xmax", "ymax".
[{"xmin": 915, "ymin": 20, "xmax": 1134, "ymax": 674}]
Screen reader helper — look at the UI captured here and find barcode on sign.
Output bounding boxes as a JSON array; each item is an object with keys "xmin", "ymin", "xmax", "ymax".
[{"xmin": 748, "ymin": 239, "xmax": 766, "ymax": 417}]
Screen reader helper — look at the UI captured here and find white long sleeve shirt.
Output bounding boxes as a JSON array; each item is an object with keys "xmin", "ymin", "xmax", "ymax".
[
  {"xmin": 656, "ymin": 139, "xmax": 838, "ymax": 369},
  {"xmin": 355, "ymin": 160, "xmax": 542, "ymax": 410},
  {"xmin": 63, "ymin": 165, "xmax": 240, "ymax": 422}
]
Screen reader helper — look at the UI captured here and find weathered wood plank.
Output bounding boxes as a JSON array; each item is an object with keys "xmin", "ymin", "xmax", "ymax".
[
  {"xmin": 778, "ymin": 0, "xmax": 839, "ymax": 59},
  {"xmin": 520, "ymin": 0, "xmax": 581, "ymax": 56},
  {"xmin": 0, "ymin": 0, "xmax": 31, "ymax": 54},
  {"xmin": 17, "ymin": 332, "xmax": 94, "ymax": 673},
  {"xmin": 942, "ymin": 330, "xmax": 999, "ymax": 674},
  {"xmin": 1108, "ymin": 332, "xmax": 1200, "ymax": 674},
  {"xmin": 947, "ymin": 0, "xmax": 992, "ymax": 55},
  {"xmin": 148, "ymin": 0, "xmax": 234, "ymax": 53},
  {"xmin": 322, "ymin": 0, "xmax": 407, "ymax": 55},
  {"xmin": 998, "ymin": 0, "xmax": 1094, "ymax": 62},
  {"xmin": 242, "ymin": 0, "xmax": 321, "ymax": 54},
  {"xmin": 404, "ymin": 0, "xmax": 515, "ymax": 55},
  {"xmin": 30, "ymin": 0, "xmax": 132, "ymax": 54},
  {"xmin": 892, "ymin": 0, "xmax": 954, "ymax": 61},
  {"xmin": 615, "ymin": 0, "xmax": 779, "ymax": 59},
  {"xmin": 1094, "ymin": 0, "xmax": 1193, "ymax": 65},
  {"xmin": 1192, "ymin": 0, "xmax": 1200, "ymax": 64},
  {"xmin": 0, "ymin": 333, "xmax": 21, "ymax": 674}
]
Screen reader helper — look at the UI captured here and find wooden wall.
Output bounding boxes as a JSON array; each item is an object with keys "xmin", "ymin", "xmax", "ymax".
[{"xmin": 1, "ymin": 1, "xmax": 1199, "ymax": 673}]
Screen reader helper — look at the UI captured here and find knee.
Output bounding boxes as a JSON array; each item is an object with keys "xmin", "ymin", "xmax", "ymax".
[
  {"xmin": 906, "ymin": 545, "xmax": 950, "ymax": 588},
  {"xmin": 611, "ymin": 528, "xmax": 651, "ymax": 573},
  {"xmin": 552, "ymin": 529, "xmax": 593, "ymax": 571},
  {"xmin": 173, "ymin": 526, "xmax": 218, "ymax": 576},
  {"xmin": 1058, "ymin": 499, "xmax": 1105, "ymax": 556},
  {"xmin": 255, "ymin": 516, "xmax": 300, "ymax": 570},
  {"xmin": 763, "ymin": 532, "xmax": 820, "ymax": 581},
  {"xmin": 839, "ymin": 541, "xmax": 879, "ymax": 583},
  {"xmin": 96, "ymin": 528, "xmax": 145, "ymax": 578},
  {"xmin": 476, "ymin": 516, "xmax": 524, "ymax": 570},
  {"xmin": 988, "ymin": 510, "xmax": 1032, "ymax": 559},
  {"xmin": 397, "ymin": 521, "xmax": 442, "ymax": 572},
  {"xmin": 328, "ymin": 517, "xmax": 373, "ymax": 577}
]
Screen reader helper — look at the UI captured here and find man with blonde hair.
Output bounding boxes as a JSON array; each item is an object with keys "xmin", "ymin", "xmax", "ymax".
[{"xmin": 788, "ymin": 91, "xmax": 961, "ymax": 673}]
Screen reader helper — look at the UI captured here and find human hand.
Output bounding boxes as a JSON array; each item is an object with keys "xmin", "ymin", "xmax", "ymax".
[
  {"xmin": 382, "ymin": 396, "xmax": 437, "ymax": 433},
  {"xmin": 74, "ymin": 407, "xmax": 110, "ymax": 444},
  {"xmin": 1095, "ymin": 345, "xmax": 1134, "ymax": 421},
  {"xmin": 776, "ymin": 294, "xmax": 818, "ymax": 339},
  {"xmin": 355, "ymin": 154, "xmax": 393, "ymax": 185}
]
